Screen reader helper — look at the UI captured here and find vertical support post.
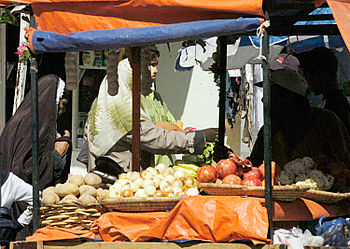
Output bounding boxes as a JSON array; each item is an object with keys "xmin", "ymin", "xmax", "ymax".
[
  {"xmin": 131, "ymin": 48, "xmax": 141, "ymax": 172},
  {"xmin": 30, "ymin": 56, "xmax": 40, "ymax": 232},
  {"xmin": 0, "ymin": 9, "xmax": 6, "ymax": 133},
  {"xmin": 218, "ymin": 36, "xmax": 227, "ymax": 146},
  {"xmin": 261, "ymin": 16, "xmax": 273, "ymax": 240},
  {"xmin": 13, "ymin": 13, "xmax": 30, "ymax": 114}
]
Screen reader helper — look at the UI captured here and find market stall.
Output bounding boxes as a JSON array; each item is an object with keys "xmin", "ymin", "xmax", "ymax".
[{"xmin": 1, "ymin": 0, "xmax": 350, "ymax": 248}]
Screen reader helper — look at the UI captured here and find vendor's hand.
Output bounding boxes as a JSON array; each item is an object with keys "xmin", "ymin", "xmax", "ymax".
[
  {"xmin": 55, "ymin": 131, "xmax": 70, "ymax": 156},
  {"xmin": 213, "ymin": 144, "xmax": 233, "ymax": 162},
  {"xmin": 202, "ymin": 128, "xmax": 219, "ymax": 143}
]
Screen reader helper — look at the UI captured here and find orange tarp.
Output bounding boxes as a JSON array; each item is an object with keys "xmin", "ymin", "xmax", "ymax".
[
  {"xmin": 326, "ymin": 0, "xmax": 350, "ymax": 52},
  {"xmin": 0, "ymin": 0, "xmax": 264, "ymax": 34},
  {"xmin": 27, "ymin": 196, "xmax": 345, "ymax": 244}
]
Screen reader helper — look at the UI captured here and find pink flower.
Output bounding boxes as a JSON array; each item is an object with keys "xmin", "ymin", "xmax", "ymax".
[
  {"xmin": 15, "ymin": 45, "xmax": 29, "ymax": 56},
  {"xmin": 15, "ymin": 50, "xmax": 24, "ymax": 56}
]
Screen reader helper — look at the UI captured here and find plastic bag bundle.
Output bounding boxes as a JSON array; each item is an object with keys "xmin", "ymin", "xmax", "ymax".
[{"xmin": 315, "ymin": 215, "xmax": 350, "ymax": 247}]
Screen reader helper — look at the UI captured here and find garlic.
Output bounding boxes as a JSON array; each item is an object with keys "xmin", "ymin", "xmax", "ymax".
[
  {"xmin": 134, "ymin": 189, "xmax": 147, "ymax": 197},
  {"xmin": 126, "ymin": 171, "xmax": 141, "ymax": 182},
  {"xmin": 184, "ymin": 176, "xmax": 194, "ymax": 187},
  {"xmin": 144, "ymin": 185, "xmax": 156, "ymax": 197},
  {"xmin": 186, "ymin": 187, "xmax": 199, "ymax": 196},
  {"xmin": 174, "ymin": 170, "xmax": 185, "ymax": 180},
  {"xmin": 119, "ymin": 173, "xmax": 127, "ymax": 180},
  {"xmin": 173, "ymin": 180, "xmax": 184, "ymax": 188},
  {"xmin": 155, "ymin": 163, "xmax": 168, "ymax": 174},
  {"xmin": 142, "ymin": 179, "xmax": 155, "ymax": 188}
]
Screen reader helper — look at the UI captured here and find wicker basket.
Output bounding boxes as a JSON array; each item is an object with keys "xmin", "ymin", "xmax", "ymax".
[
  {"xmin": 40, "ymin": 202, "xmax": 106, "ymax": 230},
  {"xmin": 102, "ymin": 196, "xmax": 184, "ymax": 212},
  {"xmin": 198, "ymin": 183, "xmax": 310, "ymax": 202},
  {"xmin": 301, "ymin": 189, "xmax": 350, "ymax": 204}
]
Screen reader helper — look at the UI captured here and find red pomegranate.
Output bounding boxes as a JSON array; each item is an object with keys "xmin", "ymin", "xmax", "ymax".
[
  {"xmin": 197, "ymin": 165, "xmax": 217, "ymax": 183},
  {"xmin": 243, "ymin": 167, "xmax": 263, "ymax": 180},
  {"xmin": 216, "ymin": 159, "xmax": 237, "ymax": 178},
  {"xmin": 222, "ymin": 174, "xmax": 243, "ymax": 185},
  {"xmin": 242, "ymin": 178, "xmax": 262, "ymax": 186}
]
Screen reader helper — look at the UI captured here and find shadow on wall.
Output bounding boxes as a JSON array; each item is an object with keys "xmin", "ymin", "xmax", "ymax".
[{"xmin": 156, "ymin": 43, "xmax": 193, "ymax": 120}]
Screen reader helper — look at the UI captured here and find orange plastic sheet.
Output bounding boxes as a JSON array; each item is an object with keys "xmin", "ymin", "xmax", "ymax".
[
  {"xmin": 28, "ymin": 196, "xmax": 269, "ymax": 244},
  {"xmin": 27, "ymin": 196, "xmax": 347, "ymax": 244},
  {"xmin": 0, "ymin": 0, "xmax": 263, "ymax": 34},
  {"xmin": 326, "ymin": 0, "xmax": 350, "ymax": 53}
]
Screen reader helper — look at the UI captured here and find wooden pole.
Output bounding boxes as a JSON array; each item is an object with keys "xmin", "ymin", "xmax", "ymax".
[
  {"xmin": 0, "ymin": 9, "xmax": 6, "ymax": 133},
  {"xmin": 130, "ymin": 48, "xmax": 141, "ymax": 172},
  {"xmin": 218, "ymin": 36, "xmax": 227, "ymax": 146}
]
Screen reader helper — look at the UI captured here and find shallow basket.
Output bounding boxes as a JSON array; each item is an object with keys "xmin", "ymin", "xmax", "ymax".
[
  {"xmin": 102, "ymin": 196, "xmax": 184, "ymax": 212},
  {"xmin": 40, "ymin": 202, "xmax": 106, "ymax": 230},
  {"xmin": 301, "ymin": 189, "xmax": 350, "ymax": 204},
  {"xmin": 198, "ymin": 183, "xmax": 310, "ymax": 202}
]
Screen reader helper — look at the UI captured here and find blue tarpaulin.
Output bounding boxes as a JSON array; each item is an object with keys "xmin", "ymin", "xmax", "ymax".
[{"xmin": 31, "ymin": 18, "xmax": 261, "ymax": 53}]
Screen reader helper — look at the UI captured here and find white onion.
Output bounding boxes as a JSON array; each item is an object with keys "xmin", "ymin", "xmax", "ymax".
[
  {"xmin": 108, "ymin": 190, "xmax": 120, "ymax": 199},
  {"xmin": 173, "ymin": 180, "xmax": 184, "ymax": 188},
  {"xmin": 118, "ymin": 179, "xmax": 131, "ymax": 186},
  {"xmin": 118, "ymin": 173, "xmax": 127, "ymax": 180},
  {"xmin": 165, "ymin": 175, "xmax": 176, "ymax": 183},
  {"xmin": 173, "ymin": 186, "xmax": 183, "ymax": 194},
  {"xmin": 121, "ymin": 184, "xmax": 130, "ymax": 192},
  {"xmin": 134, "ymin": 189, "xmax": 147, "ymax": 197},
  {"xmin": 130, "ymin": 181, "xmax": 141, "ymax": 192},
  {"xmin": 126, "ymin": 171, "xmax": 140, "ymax": 182},
  {"xmin": 109, "ymin": 183, "xmax": 122, "ymax": 195},
  {"xmin": 144, "ymin": 185, "xmax": 156, "ymax": 197},
  {"xmin": 134, "ymin": 177, "xmax": 143, "ymax": 186},
  {"xmin": 153, "ymin": 175, "xmax": 161, "ymax": 188},
  {"xmin": 142, "ymin": 179, "xmax": 155, "ymax": 188},
  {"xmin": 155, "ymin": 163, "xmax": 168, "ymax": 174},
  {"xmin": 184, "ymin": 176, "xmax": 194, "ymax": 187},
  {"xmin": 174, "ymin": 170, "xmax": 185, "ymax": 180},
  {"xmin": 186, "ymin": 187, "xmax": 199, "ymax": 196},
  {"xmin": 160, "ymin": 181, "xmax": 172, "ymax": 193},
  {"xmin": 145, "ymin": 167, "xmax": 157, "ymax": 176},
  {"xmin": 141, "ymin": 171, "xmax": 154, "ymax": 180}
]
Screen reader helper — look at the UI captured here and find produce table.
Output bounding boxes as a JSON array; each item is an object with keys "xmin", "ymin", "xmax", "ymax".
[
  {"xmin": 11, "ymin": 241, "xmax": 290, "ymax": 249},
  {"xmin": 25, "ymin": 196, "xmax": 350, "ymax": 244}
]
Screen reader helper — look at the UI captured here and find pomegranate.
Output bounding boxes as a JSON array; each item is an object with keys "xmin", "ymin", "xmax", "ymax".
[
  {"xmin": 258, "ymin": 161, "xmax": 280, "ymax": 181},
  {"xmin": 236, "ymin": 166, "xmax": 244, "ymax": 178},
  {"xmin": 222, "ymin": 174, "xmax": 243, "ymax": 185},
  {"xmin": 242, "ymin": 178, "xmax": 262, "ymax": 187},
  {"xmin": 196, "ymin": 165, "xmax": 217, "ymax": 183},
  {"xmin": 244, "ymin": 167, "xmax": 263, "ymax": 180},
  {"xmin": 216, "ymin": 159, "xmax": 237, "ymax": 178}
]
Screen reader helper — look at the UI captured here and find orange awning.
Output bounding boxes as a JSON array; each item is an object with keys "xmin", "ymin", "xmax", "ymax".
[
  {"xmin": 0, "ymin": 0, "xmax": 264, "ymax": 34},
  {"xmin": 326, "ymin": 0, "xmax": 350, "ymax": 52}
]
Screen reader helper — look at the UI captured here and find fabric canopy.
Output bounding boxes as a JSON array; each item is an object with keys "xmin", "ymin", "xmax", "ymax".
[
  {"xmin": 326, "ymin": 0, "xmax": 350, "ymax": 53},
  {"xmin": 27, "ymin": 18, "xmax": 262, "ymax": 54}
]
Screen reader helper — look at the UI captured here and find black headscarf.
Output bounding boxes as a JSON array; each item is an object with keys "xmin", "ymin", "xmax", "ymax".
[{"xmin": 0, "ymin": 74, "xmax": 60, "ymax": 189}]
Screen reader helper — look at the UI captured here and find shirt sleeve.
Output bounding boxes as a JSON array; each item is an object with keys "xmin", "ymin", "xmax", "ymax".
[
  {"xmin": 123, "ymin": 120, "xmax": 205, "ymax": 155},
  {"xmin": 9, "ymin": 173, "xmax": 33, "ymax": 226}
]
